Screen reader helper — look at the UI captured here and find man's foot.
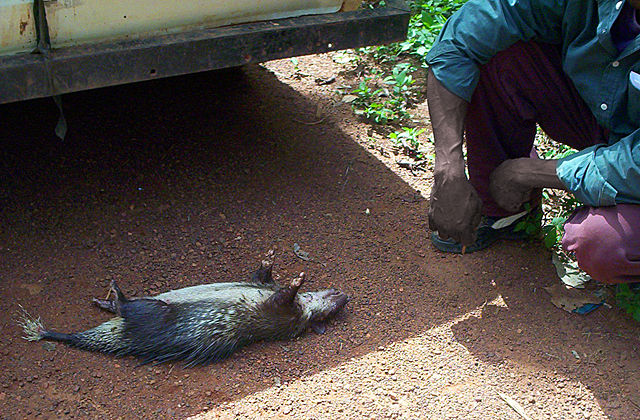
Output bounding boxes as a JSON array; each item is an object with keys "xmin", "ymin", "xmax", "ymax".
[{"xmin": 430, "ymin": 215, "xmax": 534, "ymax": 254}]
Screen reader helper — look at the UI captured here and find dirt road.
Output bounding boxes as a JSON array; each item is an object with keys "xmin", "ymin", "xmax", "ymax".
[{"xmin": 0, "ymin": 54, "xmax": 639, "ymax": 419}]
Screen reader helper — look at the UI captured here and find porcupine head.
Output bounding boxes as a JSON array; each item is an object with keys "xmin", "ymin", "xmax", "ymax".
[{"xmin": 17, "ymin": 253, "xmax": 349, "ymax": 366}]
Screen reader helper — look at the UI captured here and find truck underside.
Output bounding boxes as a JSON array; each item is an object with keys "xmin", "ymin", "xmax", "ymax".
[{"xmin": 0, "ymin": 0, "xmax": 409, "ymax": 105}]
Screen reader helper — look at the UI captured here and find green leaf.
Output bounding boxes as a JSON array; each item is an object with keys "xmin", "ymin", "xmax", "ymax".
[
  {"xmin": 543, "ymin": 229, "xmax": 557, "ymax": 249},
  {"xmin": 525, "ymin": 223, "xmax": 537, "ymax": 235},
  {"xmin": 514, "ymin": 221, "xmax": 526, "ymax": 232}
]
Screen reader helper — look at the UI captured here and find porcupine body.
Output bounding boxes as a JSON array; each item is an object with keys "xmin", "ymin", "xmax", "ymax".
[{"xmin": 19, "ymin": 255, "xmax": 348, "ymax": 367}]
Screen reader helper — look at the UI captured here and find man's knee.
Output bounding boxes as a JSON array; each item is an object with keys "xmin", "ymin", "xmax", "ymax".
[{"xmin": 562, "ymin": 205, "xmax": 640, "ymax": 284}]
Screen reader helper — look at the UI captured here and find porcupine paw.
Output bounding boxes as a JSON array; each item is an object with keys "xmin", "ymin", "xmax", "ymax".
[
  {"xmin": 92, "ymin": 298, "xmax": 117, "ymax": 313},
  {"xmin": 291, "ymin": 272, "xmax": 305, "ymax": 288},
  {"xmin": 262, "ymin": 249, "xmax": 275, "ymax": 268}
]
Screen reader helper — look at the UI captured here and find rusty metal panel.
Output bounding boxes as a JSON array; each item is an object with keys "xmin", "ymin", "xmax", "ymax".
[
  {"xmin": 0, "ymin": 2, "xmax": 409, "ymax": 104},
  {"xmin": 0, "ymin": 0, "xmax": 37, "ymax": 55}
]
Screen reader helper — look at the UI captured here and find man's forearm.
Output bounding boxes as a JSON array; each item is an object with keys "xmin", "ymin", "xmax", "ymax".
[
  {"xmin": 517, "ymin": 158, "xmax": 567, "ymax": 190},
  {"xmin": 427, "ymin": 68, "xmax": 469, "ymax": 176},
  {"xmin": 426, "ymin": 68, "xmax": 483, "ymax": 245},
  {"xmin": 489, "ymin": 158, "xmax": 568, "ymax": 213}
]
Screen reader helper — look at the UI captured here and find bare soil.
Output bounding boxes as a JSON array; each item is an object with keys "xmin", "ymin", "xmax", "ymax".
[{"xmin": 0, "ymin": 53, "xmax": 639, "ymax": 420}]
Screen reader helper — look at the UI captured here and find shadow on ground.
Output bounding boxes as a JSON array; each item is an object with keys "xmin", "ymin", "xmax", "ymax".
[{"xmin": 0, "ymin": 64, "xmax": 638, "ymax": 418}]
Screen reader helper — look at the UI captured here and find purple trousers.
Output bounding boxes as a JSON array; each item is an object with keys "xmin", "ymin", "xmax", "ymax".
[{"xmin": 466, "ymin": 41, "xmax": 640, "ymax": 284}]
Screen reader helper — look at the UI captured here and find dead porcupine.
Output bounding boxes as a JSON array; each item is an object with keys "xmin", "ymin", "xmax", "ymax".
[{"xmin": 18, "ymin": 253, "xmax": 349, "ymax": 367}]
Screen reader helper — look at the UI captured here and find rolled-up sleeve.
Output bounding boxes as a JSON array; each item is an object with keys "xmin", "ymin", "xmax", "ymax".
[
  {"xmin": 557, "ymin": 130, "xmax": 640, "ymax": 206},
  {"xmin": 426, "ymin": 0, "xmax": 565, "ymax": 101}
]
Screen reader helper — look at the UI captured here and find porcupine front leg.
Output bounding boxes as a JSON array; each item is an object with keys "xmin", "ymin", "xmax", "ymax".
[
  {"xmin": 266, "ymin": 272, "xmax": 305, "ymax": 307},
  {"xmin": 250, "ymin": 250, "xmax": 275, "ymax": 284}
]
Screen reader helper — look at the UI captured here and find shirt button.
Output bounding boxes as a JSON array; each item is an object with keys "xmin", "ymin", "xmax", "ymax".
[
  {"xmin": 616, "ymin": 1, "xmax": 623, "ymax": 9},
  {"xmin": 612, "ymin": 61, "xmax": 620, "ymax": 67},
  {"xmin": 601, "ymin": 103, "xmax": 608, "ymax": 111}
]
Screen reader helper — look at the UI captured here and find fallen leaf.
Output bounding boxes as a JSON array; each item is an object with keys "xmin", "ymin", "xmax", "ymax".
[
  {"xmin": 491, "ymin": 210, "xmax": 528, "ymax": 230},
  {"xmin": 332, "ymin": 52, "xmax": 355, "ymax": 64},
  {"xmin": 544, "ymin": 283, "xmax": 602, "ymax": 313},
  {"xmin": 552, "ymin": 252, "xmax": 592, "ymax": 289},
  {"xmin": 293, "ymin": 243, "xmax": 311, "ymax": 261},
  {"xmin": 341, "ymin": 95, "xmax": 358, "ymax": 104}
]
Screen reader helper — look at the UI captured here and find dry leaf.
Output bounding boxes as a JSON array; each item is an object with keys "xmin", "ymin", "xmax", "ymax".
[{"xmin": 544, "ymin": 283, "xmax": 602, "ymax": 313}]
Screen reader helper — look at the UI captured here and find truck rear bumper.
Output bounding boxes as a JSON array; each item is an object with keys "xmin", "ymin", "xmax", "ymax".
[{"xmin": 0, "ymin": 1, "xmax": 409, "ymax": 105}]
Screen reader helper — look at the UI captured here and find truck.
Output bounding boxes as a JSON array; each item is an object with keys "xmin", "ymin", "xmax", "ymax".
[{"xmin": 0, "ymin": 0, "xmax": 409, "ymax": 105}]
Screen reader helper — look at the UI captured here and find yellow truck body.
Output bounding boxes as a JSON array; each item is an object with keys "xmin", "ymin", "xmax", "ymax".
[{"xmin": 1, "ymin": 0, "xmax": 348, "ymax": 55}]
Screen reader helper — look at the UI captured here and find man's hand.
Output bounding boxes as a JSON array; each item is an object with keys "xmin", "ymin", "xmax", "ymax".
[
  {"xmin": 488, "ymin": 159, "xmax": 533, "ymax": 212},
  {"xmin": 489, "ymin": 158, "xmax": 566, "ymax": 212},
  {"xmin": 429, "ymin": 173, "xmax": 483, "ymax": 246}
]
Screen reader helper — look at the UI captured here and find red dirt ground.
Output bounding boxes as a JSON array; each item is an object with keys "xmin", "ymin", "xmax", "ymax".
[{"xmin": 0, "ymin": 53, "xmax": 639, "ymax": 419}]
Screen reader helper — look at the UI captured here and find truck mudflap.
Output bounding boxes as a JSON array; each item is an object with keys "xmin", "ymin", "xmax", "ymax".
[{"xmin": 0, "ymin": 0, "xmax": 409, "ymax": 105}]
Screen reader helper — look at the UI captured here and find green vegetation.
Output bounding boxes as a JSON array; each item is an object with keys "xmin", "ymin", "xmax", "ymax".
[
  {"xmin": 348, "ymin": 0, "xmax": 467, "ymax": 126},
  {"xmin": 400, "ymin": 0, "xmax": 468, "ymax": 61},
  {"xmin": 342, "ymin": 0, "xmax": 467, "ymax": 162},
  {"xmin": 347, "ymin": 0, "xmax": 468, "ymax": 127},
  {"xmin": 361, "ymin": 0, "xmax": 468, "ymax": 63},
  {"xmin": 534, "ymin": 131, "xmax": 581, "ymax": 252},
  {"xmin": 348, "ymin": 63, "xmax": 416, "ymax": 124},
  {"xmin": 616, "ymin": 284, "xmax": 640, "ymax": 322},
  {"xmin": 513, "ymin": 203, "xmax": 544, "ymax": 237}
]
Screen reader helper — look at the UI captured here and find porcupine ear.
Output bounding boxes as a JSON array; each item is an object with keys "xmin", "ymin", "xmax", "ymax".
[
  {"xmin": 250, "ymin": 250, "xmax": 275, "ymax": 284},
  {"xmin": 266, "ymin": 272, "xmax": 305, "ymax": 308}
]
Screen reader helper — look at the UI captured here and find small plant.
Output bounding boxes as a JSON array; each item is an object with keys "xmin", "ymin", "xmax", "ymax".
[
  {"xmin": 289, "ymin": 57, "xmax": 312, "ymax": 79},
  {"xmin": 541, "ymin": 216, "xmax": 567, "ymax": 249},
  {"xmin": 541, "ymin": 142, "xmax": 576, "ymax": 159},
  {"xmin": 290, "ymin": 57, "xmax": 299, "ymax": 71},
  {"xmin": 540, "ymin": 189, "xmax": 581, "ymax": 249},
  {"xmin": 531, "ymin": 128, "xmax": 582, "ymax": 251},
  {"xmin": 616, "ymin": 283, "xmax": 640, "ymax": 322},
  {"xmin": 400, "ymin": 0, "xmax": 468, "ymax": 62},
  {"xmin": 384, "ymin": 63, "xmax": 416, "ymax": 99},
  {"xmin": 349, "ymin": 71, "xmax": 412, "ymax": 124},
  {"xmin": 388, "ymin": 127, "xmax": 425, "ymax": 156},
  {"xmin": 358, "ymin": 101, "xmax": 402, "ymax": 124},
  {"xmin": 351, "ymin": 78, "xmax": 382, "ymax": 105},
  {"xmin": 513, "ymin": 203, "xmax": 543, "ymax": 238},
  {"xmin": 364, "ymin": 0, "xmax": 387, "ymax": 9}
]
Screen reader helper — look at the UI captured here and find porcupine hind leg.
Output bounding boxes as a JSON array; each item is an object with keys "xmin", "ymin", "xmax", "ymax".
[
  {"xmin": 92, "ymin": 280, "xmax": 128, "ymax": 314},
  {"xmin": 91, "ymin": 280, "xmax": 130, "ymax": 316}
]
